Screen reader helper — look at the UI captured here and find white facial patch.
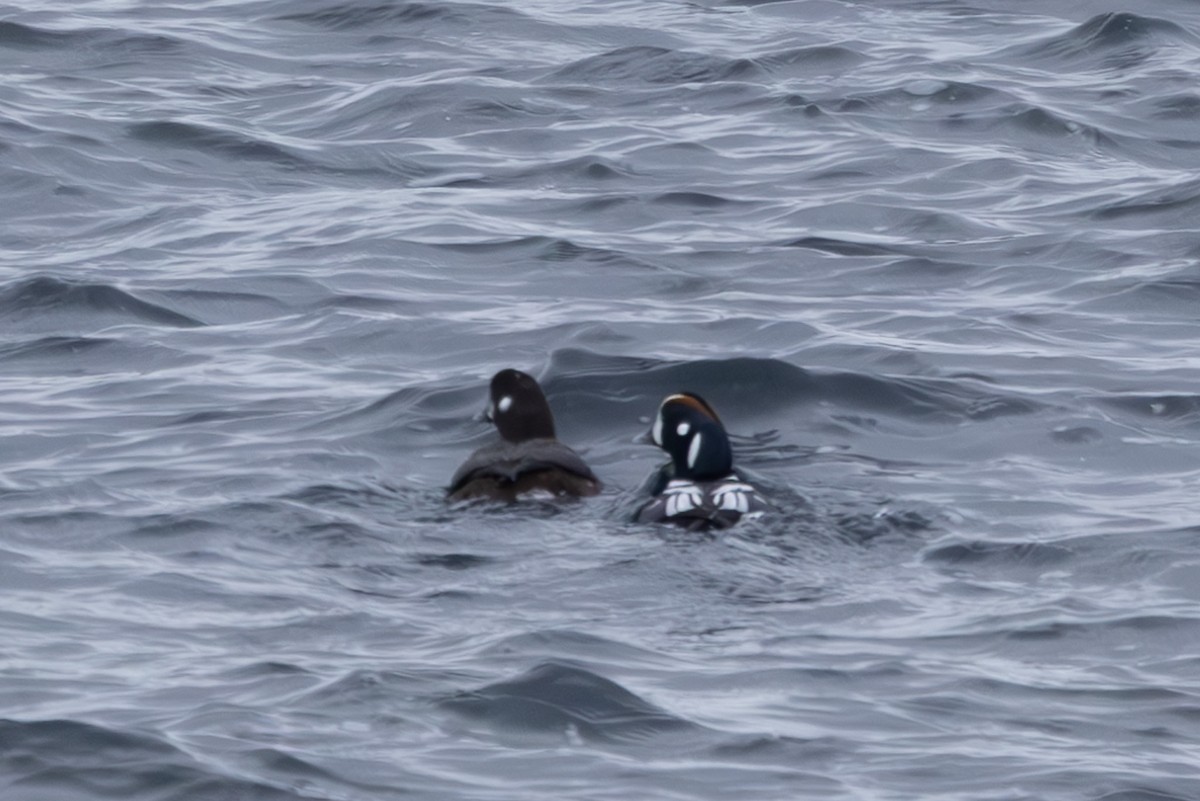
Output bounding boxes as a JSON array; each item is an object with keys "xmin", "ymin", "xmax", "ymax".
[
  {"xmin": 687, "ymin": 432, "xmax": 702, "ymax": 469},
  {"xmin": 498, "ymin": 395, "xmax": 513, "ymax": 414},
  {"xmin": 651, "ymin": 412, "xmax": 663, "ymax": 446},
  {"xmin": 676, "ymin": 421, "xmax": 690, "ymax": 437}
]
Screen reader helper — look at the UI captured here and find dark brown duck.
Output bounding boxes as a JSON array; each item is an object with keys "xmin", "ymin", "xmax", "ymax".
[{"xmin": 447, "ymin": 369, "xmax": 602, "ymax": 502}]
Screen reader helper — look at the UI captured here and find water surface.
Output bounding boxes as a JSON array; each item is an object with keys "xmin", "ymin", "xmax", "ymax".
[{"xmin": 3, "ymin": 1, "xmax": 1200, "ymax": 799}]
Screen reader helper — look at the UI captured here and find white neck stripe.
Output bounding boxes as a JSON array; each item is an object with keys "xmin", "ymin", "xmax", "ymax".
[{"xmin": 687, "ymin": 432, "xmax": 702, "ymax": 469}]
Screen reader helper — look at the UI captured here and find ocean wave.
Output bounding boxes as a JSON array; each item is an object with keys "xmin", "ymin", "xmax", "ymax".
[
  {"xmin": 0, "ymin": 718, "xmax": 306, "ymax": 801},
  {"xmin": 277, "ymin": 1, "xmax": 499, "ymax": 30},
  {"xmin": 549, "ymin": 45, "xmax": 758, "ymax": 86},
  {"xmin": 127, "ymin": 120, "xmax": 313, "ymax": 168},
  {"xmin": 1001, "ymin": 12, "xmax": 1200, "ymax": 71},
  {"xmin": 441, "ymin": 661, "xmax": 703, "ymax": 743},
  {"xmin": 0, "ymin": 20, "xmax": 183, "ymax": 54},
  {"xmin": 0, "ymin": 276, "xmax": 202, "ymax": 331}
]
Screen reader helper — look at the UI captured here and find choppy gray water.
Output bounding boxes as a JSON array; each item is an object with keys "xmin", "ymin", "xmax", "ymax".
[{"xmin": 3, "ymin": 1, "xmax": 1200, "ymax": 799}]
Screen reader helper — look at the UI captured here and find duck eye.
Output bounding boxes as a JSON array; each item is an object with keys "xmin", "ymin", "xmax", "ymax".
[{"xmin": 676, "ymin": 421, "xmax": 690, "ymax": 437}]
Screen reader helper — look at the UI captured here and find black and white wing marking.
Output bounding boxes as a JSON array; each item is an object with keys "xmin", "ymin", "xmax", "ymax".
[
  {"xmin": 661, "ymin": 479, "xmax": 706, "ymax": 518},
  {"xmin": 635, "ymin": 477, "xmax": 767, "ymax": 529},
  {"xmin": 711, "ymin": 480, "xmax": 764, "ymax": 516}
]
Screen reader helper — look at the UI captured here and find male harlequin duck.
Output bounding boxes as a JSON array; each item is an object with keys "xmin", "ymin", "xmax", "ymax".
[
  {"xmin": 635, "ymin": 392, "xmax": 768, "ymax": 530},
  {"xmin": 447, "ymin": 369, "xmax": 602, "ymax": 502}
]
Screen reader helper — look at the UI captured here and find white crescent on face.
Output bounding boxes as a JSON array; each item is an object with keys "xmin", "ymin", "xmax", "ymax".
[
  {"xmin": 651, "ymin": 409, "xmax": 664, "ymax": 446},
  {"xmin": 687, "ymin": 432, "xmax": 702, "ymax": 469},
  {"xmin": 498, "ymin": 395, "xmax": 513, "ymax": 413}
]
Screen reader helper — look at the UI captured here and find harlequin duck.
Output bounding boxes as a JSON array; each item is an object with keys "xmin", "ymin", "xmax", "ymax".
[
  {"xmin": 635, "ymin": 392, "xmax": 768, "ymax": 530},
  {"xmin": 447, "ymin": 369, "xmax": 602, "ymax": 502}
]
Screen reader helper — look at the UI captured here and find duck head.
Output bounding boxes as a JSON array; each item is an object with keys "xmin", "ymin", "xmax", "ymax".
[
  {"xmin": 649, "ymin": 392, "xmax": 733, "ymax": 480},
  {"xmin": 487, "ymin": 369, "xmax": 556, "ymax": 443}
]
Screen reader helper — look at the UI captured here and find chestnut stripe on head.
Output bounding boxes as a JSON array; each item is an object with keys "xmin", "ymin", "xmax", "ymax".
[{"xmin": 662, "ymin": 393, "xmax": 722, "ymax": 425}]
